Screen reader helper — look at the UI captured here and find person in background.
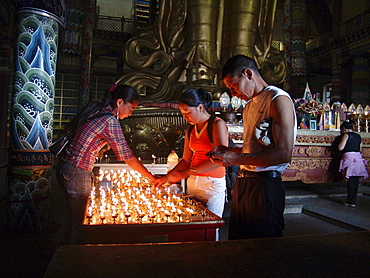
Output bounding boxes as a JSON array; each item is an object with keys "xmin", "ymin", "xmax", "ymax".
[
  {"xmin": 55, "ymin": 84, "xmax": 157, "ymax": 244},
  {"xmin": 338, "ymin": 120, "xmax": 369, "ymax": 207},
  {"xmin": 210, "ymin": 55, "xmax": 297, "ymax": 239},
  {"xmin": 155, "ymin": 88, "xmax": 229, "ymax": 228}
]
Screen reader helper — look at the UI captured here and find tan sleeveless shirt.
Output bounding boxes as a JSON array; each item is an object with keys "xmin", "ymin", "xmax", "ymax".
[{"xmin": 240, "ymin": 86, "xmax": 297, "ymax": 173}]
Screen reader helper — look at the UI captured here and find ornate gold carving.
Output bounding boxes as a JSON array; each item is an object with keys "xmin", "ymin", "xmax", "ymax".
[
  {"xmin": 185, "ymin": 0, "xmax": 221, "ymax": 84},
  {"xmin": 282, "ymin": 171, "xmax": 328, "ymax": 183},
  {"xmin": 283, "ymin": 158, "xmax": 331, "ymax": 183},
  {"xmin": 362, "ymin": 138, "xmax": 370, "ymax": 145},
  {"xmin": 296, "ymin": 135, "xmax": 335, "ymax": 144},
  {"xmin": 287, "ymin": 158, "xmax": 330, "ymax": 172},
  {"xmin": 305, "ymin": 146, "xmax": 325, "ymax": 157},
  {"xmin": 296, "ymin": 147, "xmax": 305, "ymax": 155},
  {"xmin": 116, "ymin": 0, "xmax": 284, "ymax": 102},
  {"xmin": 362, "ymin": 147, "xmax": 370, "ymax": 158},
  {"xmin": 117, "ymin": 0, "xmax": 188, "ymax": 102},
  {"xmin": 260, "ymin": 48, "xmax": 287, "ymax": 85}
]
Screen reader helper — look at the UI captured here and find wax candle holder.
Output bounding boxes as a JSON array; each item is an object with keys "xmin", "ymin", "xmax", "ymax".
[{"xmin": 83, "ymin": 169, "xmax": 219, "ymax": 225}]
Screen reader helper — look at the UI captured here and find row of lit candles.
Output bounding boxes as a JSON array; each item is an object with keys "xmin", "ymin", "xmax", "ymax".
[{"xmin": 84, "ymin": 169, "xmax": 211, "ymax": 225}]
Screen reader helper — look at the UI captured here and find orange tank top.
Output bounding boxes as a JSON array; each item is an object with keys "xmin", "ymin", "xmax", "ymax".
[{"xmin": 188, "ymin": 118, "xmax": 226, "ymax": 178}]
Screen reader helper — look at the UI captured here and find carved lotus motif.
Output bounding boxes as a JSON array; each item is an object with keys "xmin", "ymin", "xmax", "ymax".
[
  {"xmin": 131, "ymin": 123, "xmax": 170, "ymax": 158},
  {"xmin": 306, "ymin": 146, "xmax": 324, "ymax": 157},
  {"xmin": 160, "ymin": 123, "xmax": 182, "ymax": 148}
]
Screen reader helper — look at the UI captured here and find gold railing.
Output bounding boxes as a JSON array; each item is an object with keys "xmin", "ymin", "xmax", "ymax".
[
  {"xmin": 342, "ymin": 9, "xmax": 370, "ymax": 36},
  {"xmin": 306, "ymin": 9, "xmax": 370, "ymax": 52}
]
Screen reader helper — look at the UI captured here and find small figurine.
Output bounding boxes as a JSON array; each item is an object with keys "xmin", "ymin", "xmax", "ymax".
[{"xmin": 299, "ymin": 118, "xmax": 308, "ymax": 129}]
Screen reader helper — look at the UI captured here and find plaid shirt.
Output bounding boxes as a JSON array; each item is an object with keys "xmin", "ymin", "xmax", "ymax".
[{"xmin": 60, "ymin": 108, "xmax": 134, "ymax": 171}]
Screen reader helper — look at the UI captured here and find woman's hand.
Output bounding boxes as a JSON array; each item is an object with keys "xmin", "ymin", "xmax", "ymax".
[
  {"xmin": 153, "ymin": 169, "xmax": 189, "ymax": 188},
  {"xmin": 148, "ymin": 174, "xmax": 159, "ymax": 185},
  {"xmin": 167, "ymin": 169, "xmax": 189, "ymax": 182},
  {"xmin": 153, "ymin": 175, "xmax": 169, "ymax": 188}
]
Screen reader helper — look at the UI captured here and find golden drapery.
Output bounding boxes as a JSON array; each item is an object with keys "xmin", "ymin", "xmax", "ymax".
[{"xmin": 117, "ymin": 0, "xmax": 286, "ymax": 102}]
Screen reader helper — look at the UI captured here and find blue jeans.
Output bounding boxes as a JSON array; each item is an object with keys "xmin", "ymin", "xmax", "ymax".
[{"xmin": 55, "ymin": 161, "xmax": 93, "ymax": 244}]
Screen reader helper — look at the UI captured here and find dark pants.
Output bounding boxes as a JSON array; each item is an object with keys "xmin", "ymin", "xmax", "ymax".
[
  {"xmin": 347, "ymin": 176, "xmax": 360, "ymax": 204},
  {"xmin": 228, "ymin": 176, "xmax": 285, "ymax": 240},
  {"xmin": 55, "ymin": 161, "xmax": 93, "ymax": 244}
]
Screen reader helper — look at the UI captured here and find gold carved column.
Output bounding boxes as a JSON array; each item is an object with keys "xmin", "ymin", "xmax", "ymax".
[
  {"xmin": 118, "ymin": 0, "xmax": 285, "ymax": 101},
  {"xmin": 185, "ymin": 0, "xmax": 221, "ymax": 88}
]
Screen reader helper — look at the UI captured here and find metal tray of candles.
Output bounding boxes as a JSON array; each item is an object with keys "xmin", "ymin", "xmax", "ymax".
[
  {"xmin": 84, "ymin": 168, "xmax": 223, "ymax": 225},
  {"xmin": 81, "ymin": 169, "xmax": 224, "ymax": 244}
]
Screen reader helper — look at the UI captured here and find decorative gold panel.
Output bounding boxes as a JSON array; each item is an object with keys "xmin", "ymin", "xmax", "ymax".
[
  {"xmin": 116, "ymin": 0, "xmax": 284, "ymax": 102},
  {"xmin": 295, "ymin": 135, "xmax": 335, "ymax": 144},
  {"xmin": 287, "ymin": 158, "xmax": 330, "ymax": 172},
  {"xmin": 305, "ymin": 146, "xmax": 329, "ymax": 157}
]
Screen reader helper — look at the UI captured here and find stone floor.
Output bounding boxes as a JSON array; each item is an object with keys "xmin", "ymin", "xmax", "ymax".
[
  {"xmin": 219, "ymin": 181, "xmax": 370, "ymax": 241},
  {"xmin": 1, "ymin": 180, "xmax": 370, "ymax": 277}
]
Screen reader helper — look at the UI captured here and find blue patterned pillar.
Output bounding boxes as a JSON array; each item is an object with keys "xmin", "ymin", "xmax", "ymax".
[{"xmin": 8, "ymin": 0, "xmax": 66, "ymax": 231}]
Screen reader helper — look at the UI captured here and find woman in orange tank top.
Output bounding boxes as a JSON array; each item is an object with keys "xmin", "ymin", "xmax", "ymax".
[{"xmin": 155, "ymin": 88, "xmax": 229, "ymax": 236}]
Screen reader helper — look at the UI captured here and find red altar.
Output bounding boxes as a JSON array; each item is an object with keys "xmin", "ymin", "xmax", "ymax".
[
  {"xmin": 282, "ymin": 129, "xmax": 370, "ymax": 183},
  {"xmin": 229, "ymin": 125, "xmax": 370, "ymax": 184}
]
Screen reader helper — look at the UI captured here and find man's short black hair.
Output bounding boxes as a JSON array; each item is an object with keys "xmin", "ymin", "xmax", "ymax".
[{"xmin": 222, "ymin": 55, "xmax": 259, "ymax": 80}]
